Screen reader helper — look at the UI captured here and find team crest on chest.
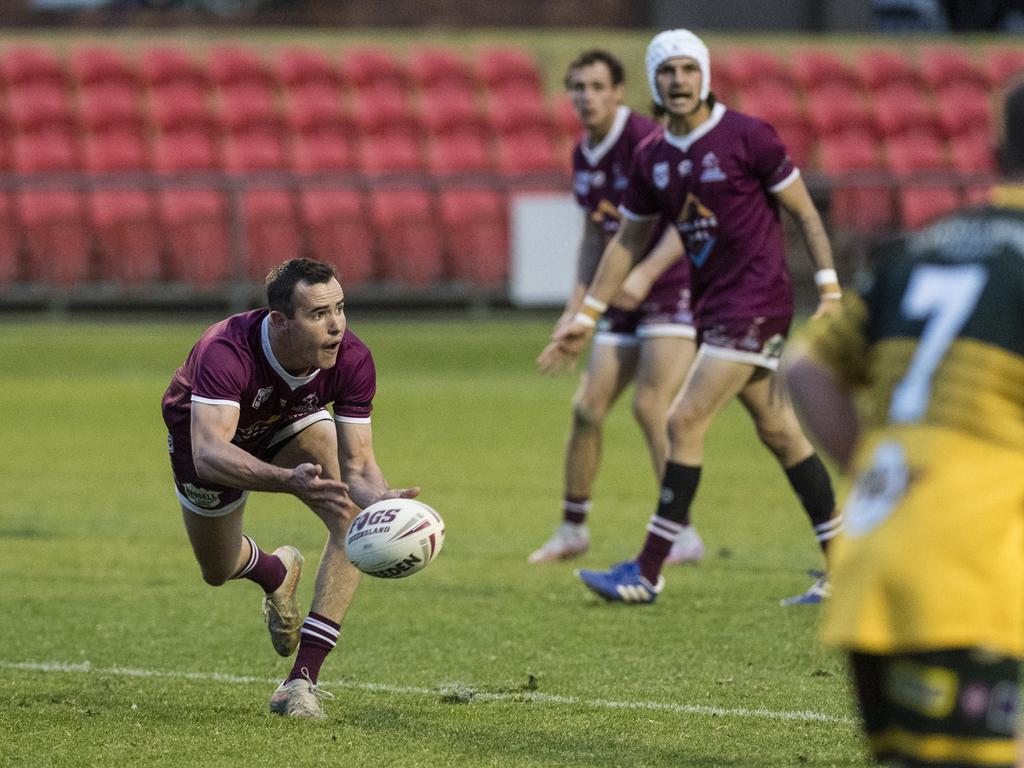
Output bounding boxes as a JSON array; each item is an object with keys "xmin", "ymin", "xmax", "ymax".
[
  {"xmin": 653, "ymin": 161, "xmax": 670, "ymax": 190},
  {"xmin": 700, "ymin": 152, "xmax": 727, "ymax": 182},
  {"xmin": 678, "ymin": 159, "xmax": 693, "ymax": 177}
]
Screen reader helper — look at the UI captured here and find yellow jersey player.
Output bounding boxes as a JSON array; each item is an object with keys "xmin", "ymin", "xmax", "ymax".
[{"xmin": 784, "ymin": 80, "xmax": 1024, "ymax": 768}]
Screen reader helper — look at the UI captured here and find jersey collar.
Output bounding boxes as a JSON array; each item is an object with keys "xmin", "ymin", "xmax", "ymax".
[
  {"xmin": 663, "ymin": 102, "xmax": 726, "ymax": 153},
  {"xmin": 261, "ymin": 314, "xmax": 321, "ymax": 391},
  {"xmin": 580, "ymin": 105, "xmax": 632, "ymax": 167}
]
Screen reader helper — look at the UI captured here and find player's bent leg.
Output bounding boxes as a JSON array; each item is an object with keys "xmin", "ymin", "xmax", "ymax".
[
  {"xmin": 737, "ymin": 369, "xmax": 815, "ymax": 468},
  {"xmin": 180, "ymin": 503, "xmax": 248, "ymax": 586},
  {"xmin": 529, "ymin": 338, "xmax": 637, "ymax": 564}
]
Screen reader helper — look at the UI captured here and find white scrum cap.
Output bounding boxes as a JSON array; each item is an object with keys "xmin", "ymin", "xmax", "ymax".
[{"xmin": 646, "ymin": 28, "xmax": 711, "ymax": 106}]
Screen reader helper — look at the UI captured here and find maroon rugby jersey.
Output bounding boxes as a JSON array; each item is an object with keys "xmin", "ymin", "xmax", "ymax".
[
  {"xmin": 621, "ymin": 103, "xmax": 798, "ymax": 321},
  {"xmin": 572, "ymin": 106, "xmax": 689, "ymax": 295},
  {"xmin": 161, "ymin": 309, "xmax": 375, "ymax": 456}
]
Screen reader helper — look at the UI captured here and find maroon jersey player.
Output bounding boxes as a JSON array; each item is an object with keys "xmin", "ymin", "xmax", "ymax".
[
  {"xmin": 531, "ymin": 50, "xmax": 704, "ymax": 567},
  {"xmin": 545, "ymin": 30, "xmax": 843, "ymax": 605},
  {"xmin": 162, "ymin": 258, "xmax": 418, "ymax": 717}
]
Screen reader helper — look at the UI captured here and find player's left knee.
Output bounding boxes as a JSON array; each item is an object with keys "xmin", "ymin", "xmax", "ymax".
[{"xmin": 631, "ymin": 389, "xmax": 665, "ymax": 430}]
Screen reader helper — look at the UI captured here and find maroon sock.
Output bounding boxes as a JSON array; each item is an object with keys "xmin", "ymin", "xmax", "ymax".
[
  {"xmin": 286, "ymin": 612, "xmax": 341, "ymax": 684},
  {"xmin": 234, "ymin": 535, "xmax": 286, "ymax": 593},
  {"xmin": 636, "ymin": 516, "xmax": 684, "ymax": 584},
  {"xmin": 562, "ymin": 496, "xmax": 591, "ymax": 525}
]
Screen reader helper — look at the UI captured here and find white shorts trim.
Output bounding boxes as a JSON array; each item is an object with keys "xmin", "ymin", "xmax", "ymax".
[
  {"xmin": 191, "ymin": 395, "xmax": 240, "ymax": 409},
  {"xmin": 267, "ymin": 409, "xmax": 333, "ymax": 448},
  {"xmin": 334, "ymin": 415, "xmax": 372, "ymax": 424},
  {"xmin": 175, "ymin": 487, "xmax": 249, "ymax": 518},
  {"xmin": 636, "ymin": 323, "xmax": 697, "ymax": 340},
  {"xmin": 594, "ymin": 332, "xmax": 640, "ymax": 348},
  {"xmin": 698, "ymin": 343, "xmax": 780, "ymax": 370}
]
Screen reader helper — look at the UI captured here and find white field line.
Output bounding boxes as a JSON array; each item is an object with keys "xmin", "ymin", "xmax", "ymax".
[{"xmin": 2, "ymin": 660, "xmax": 856, "ymax": 726}]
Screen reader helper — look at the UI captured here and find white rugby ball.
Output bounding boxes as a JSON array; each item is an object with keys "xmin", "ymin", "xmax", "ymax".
[{"xmin": 345, "ymin": 498, "xmax": 446, "ymax": 578}]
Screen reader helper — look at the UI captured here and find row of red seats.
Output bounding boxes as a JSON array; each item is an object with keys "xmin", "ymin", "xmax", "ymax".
[
  {"xmin": 0, "ymin": 186, "xmax": 509, "ymax": 289},
  {"xmin": 713, "ymin": 46, "xmax": 1024, "ymax": 101}
]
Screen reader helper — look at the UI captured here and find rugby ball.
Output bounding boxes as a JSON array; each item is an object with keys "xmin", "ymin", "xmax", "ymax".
[{"xmin": 345, "ymin": 498, "xmax": 445, "ymax": 578}]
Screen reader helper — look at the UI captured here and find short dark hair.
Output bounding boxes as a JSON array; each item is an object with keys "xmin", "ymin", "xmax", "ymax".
[
  {"xmin": 564, "ymin": 49, "xmax": 625, "ymax": 90},
  {"xmin": 265, "ymin": 258, "xmax": 337, "ymax": 317},
  {"xmin": 998, "ymin": 79, "xmax": 1024, "ymax": 177}
]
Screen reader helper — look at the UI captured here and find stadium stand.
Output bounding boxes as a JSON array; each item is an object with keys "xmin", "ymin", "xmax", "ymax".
[
  {"xmin": 369, "ymin": 189, "xmax": 446, "ymax": 285},
  {"xmin": 853, "ymin": 48, "xmax": 925, "ymax": 93}
]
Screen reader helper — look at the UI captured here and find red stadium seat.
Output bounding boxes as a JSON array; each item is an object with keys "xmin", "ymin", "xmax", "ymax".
[
  {"xmin": 82, "ymin": 129, "xmax": 149, "ymax": 172},
  {"xmin": 358, "ymin": 133, "xmax": 425, "ymax": 174},
  {"xmin": 298, "ymin": 188, "xmax": 375, "ymax": 286},
  {"xmin": 805, "ymin": 83, "xmax": 873, "ymax": 138},
  {"xmin": 983, "ymin": 47, "xmax": 1024, "ymax": 88},
  {"xmin": 419, "ymin": 86, "xmax": 486, "ymax": 138},
  {"xmin": 899, "ymin": 187, "xmax": 960, "ymax": 229},
  {"xmin": 207, "ymin": 46, "xmax": 276, "ymax": 92},
  {"xmin": 426, "ymin": 133, "xmax": 493, "ymax": 173},
  {"xmin": 438, "ymin": 189, "xmax": 508, "ymax": 286},
  {"xmin": 369, "ymin": 190, "xmax": 445, "ymax": 285},
  {"xmin": 140, "ymin": 47, "xmax": 208, "ymax": 90},
  {"xmin": 870, "ymin": 84, "xmax": 937, "ymax": 139},
  {"xmin": 7, "ymin": 84, "xmax": 77, "ymax": 133},
  {"xmin": 738, "ymin": 85, "xmax": 812, "ymax": 167},
  {"xmin": 475, "ymin": 46, "xmax": 542, "ymax": 93},
  {"xmin": 290, "ymin": 130, "xmax": 357, "ymax": 173},
  {"xmin": 495, "ymin": 131, "xmax": 563, "ymax": 173},
  {"xmin": 718, "ymin": 49, "xmax": 793, "ymax": 93},
  {"xmin": 152, "ymin": 131, "xmax": 231, "ymax": 287},
  {"xmin": 78, "ymin": 82, "xmax": 145, "ymax": 134},
  {"xmin": 885, "ymin": 133, "xmax": 949, "ymax": 174},
  {"xmin": 885, "ymin": 133, "xmax": 958, "ymax": 230},
  {"xmin": 708, "ymin": 54, "xmax": 734, "ymax": 101},
  {"xmin": 13, "ymin": 129, "xmax": 80, "ymax": 173},
  {"xmin": 275, "ymin": 47, "xmax": 344, "ymax": 92},
  {"xmin": 551, "ymin": 96, "xmax": 582, "ymax": 142},
  {"xmin": 216, "ymin": 83, "xmax": 283, "ymax": 137},
  {"xmin": 853, "ymin": 48, "xmax": 923, "ymax": 93},
  {"xmin": 949, "ymin": 130, "xmax": 996, "ymax": 174},
  {"xmin": 918, "ymin": 46, "xmax": 989, "ymax": 92},
  {"xmin": 89, "ymin": 189, "xmax": 163, "ymax": 285},
  {"xmin": 933, "ymin": 85, "xmax": 993, "ymax": 139},
  {"xmin": 0, "ymin": 45, "xmax": 66, "ymax": 89},
  {"xmin": 148, "ymin": 82, "xmax": 214, "ymax": 134},
  {"xmin": 409, "ymin": 46, "xmax": 476, "ymax": 92},
  {"xmin": 485, "ymin": 89, "xmax": 555, "ymax": 138},
  {"xmin": 818, "ymin": 132, "xmax": 892, "ymax": 232},
  {"xmin": 790, "ymin": 49, "xmax": 859, "ymax": 92},
  {"xmin": 68, "ymin": 47, "xmax": 137, "ymax": 89},
  {"xmin": 284, "ymin": 85, "xmax": 352, "ymax": 136},
  {"xmin": 341, "ymin": 47, "xmax": 411, "ymax": 93},
  {"xmin": 0, "ymin": 193, "xmax": 21, "ymax": 286},
  {"xmin": 350, "ymin": 86, "xmax": 420, "ymax": 138}
]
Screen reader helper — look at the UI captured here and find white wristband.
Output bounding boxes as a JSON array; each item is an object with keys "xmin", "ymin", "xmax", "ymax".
[
  {"xmin": 573, "ymin": 311, "xmax": 597, "ymax": 328},
  {"xmin": 814, "ymin": 269, "xmax": 839, "ymax": 288},
  {"xmin": 820, "ymin": 292, "xmax": 843, "ymax": 300},
  {"xmin": 582, "ymin": 294, "xmax": 608, "ymax": 313}
]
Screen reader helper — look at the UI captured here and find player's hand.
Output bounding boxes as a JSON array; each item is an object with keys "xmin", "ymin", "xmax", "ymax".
[
  {"xmin": 537, "ymin": 340, "xmax": 578, "ymax": 375},
  {"xmin": 537, "ymin": 317, "xmax": 594, "ymax": 375},
  {"xmin": 289, "ymin": 462, "xmax": 359, "ymax": 520},
  {"xmin": 611, "ymin": 272, "xmax": 650, "ymax": 311},
  {"xmin": 376, "ymin": 486, "xmax": 421, "ymax": 501},
  {"xmin": 812, "ymin": 296, "xmax": 843, "ymax": 319}
]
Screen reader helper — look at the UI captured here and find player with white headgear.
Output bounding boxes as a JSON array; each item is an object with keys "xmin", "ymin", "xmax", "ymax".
[{"xmin": 541, "ymin": 29, "xmax": 844, "ymax": 606}]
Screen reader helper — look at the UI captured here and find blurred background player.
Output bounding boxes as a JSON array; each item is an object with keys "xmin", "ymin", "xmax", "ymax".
[
  {"xmin": 542, "ymin": 29, "xmax": 842, "ymax": 605},
  {"xmin": 530, "ymin": 50, "xmax": 704, "ymax": 566},
  {"xmin": 783, "ymin": 79, "xmax": 1024, "ymax": 768},
  {"xmin": 161, "ymin": 258, "xmax": 419, "ymax": 718}
]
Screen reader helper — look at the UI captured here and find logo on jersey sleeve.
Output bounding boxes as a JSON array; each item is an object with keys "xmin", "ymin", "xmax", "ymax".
[
  {"xmin": 700, "ymin": 152, "xmax": 727, "ymax": 183},
  {"xmin": 653, "ymin": 161, "xmax": 670, "ymax": 190},
  {"xmin": 678, "ymin": 193, "xmax": 718, "ymax": 268},
  {"xmin": 252, "ymin": 386, "xmax": 274, "ymax": 409}
]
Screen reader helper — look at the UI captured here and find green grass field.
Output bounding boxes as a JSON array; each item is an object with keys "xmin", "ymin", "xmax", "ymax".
[{"xmin": 1, "ymin": 317, "xmax": 869, "ymax": 767}]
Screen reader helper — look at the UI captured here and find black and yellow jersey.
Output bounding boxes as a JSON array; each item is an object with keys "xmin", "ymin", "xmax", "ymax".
[{"xmin": 805, "ymin": 195, "xmax": 1024, "ymax": 656}]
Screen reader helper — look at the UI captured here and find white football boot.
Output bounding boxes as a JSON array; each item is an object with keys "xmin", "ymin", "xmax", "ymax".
[
  {"xmin": 269, "ymin": 668, "xmax": 333, "ymax": 718},
  {"xmin": 527, "ymin": 522, "xmax": 590, "ymax": 563},
  {"xmin": 664, "ymin": 525, "xmax": 705, "ymax": 565},
  {"xmin": 262, "ymin": 545, "xmax": 304, "ymax": 657}
]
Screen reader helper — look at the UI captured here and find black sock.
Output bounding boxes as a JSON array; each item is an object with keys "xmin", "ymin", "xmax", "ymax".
[
  {"xmin": 784, "ymin": 454, "xmax": 840, "ymax": 551},
  {"xmin": 656, "ymin": 462, "xmax": 701, "ymax": 526}
]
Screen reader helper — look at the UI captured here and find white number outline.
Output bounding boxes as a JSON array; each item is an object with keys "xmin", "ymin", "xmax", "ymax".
[{"xmin": 889, "ymin": 264, "xmax": 988, "ymax": 423}]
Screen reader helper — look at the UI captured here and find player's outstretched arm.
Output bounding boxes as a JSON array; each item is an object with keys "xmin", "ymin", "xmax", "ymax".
[
  {"xmin": 554, "ymin": 214, "xmax": 607, "ymax": 332},
  {"xmin": 190, "ymin": 402, "xmax": 352, "ymax": 517},
  {"xmin": 774, "ymin": 176, "xmax": 842, "ymax": 319},
  {"xmin": 336, "ymin": 420, "xmax": 420, "ymax": 511}
]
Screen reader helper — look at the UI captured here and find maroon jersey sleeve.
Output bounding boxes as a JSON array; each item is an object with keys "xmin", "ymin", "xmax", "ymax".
[
  {"xmin": 744, "ymin": 118, "xmax": 798, "ymax": 191},
  {"xmin": 332, "ymin": 338, "xmax": 376, "ymax": 422},
  {"xmin": 190, "ymin": 337, "xmax": 249, "ymax": 406}
]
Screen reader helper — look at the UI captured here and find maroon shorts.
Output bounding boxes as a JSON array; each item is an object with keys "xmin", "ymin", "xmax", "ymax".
[
  {"xmin": 596, "ymin": 285, "xmax": 695, "ymax": 344},
  {"xmin": 697, "ymin": 315, "xmax": 791, "ymax": 369}
]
